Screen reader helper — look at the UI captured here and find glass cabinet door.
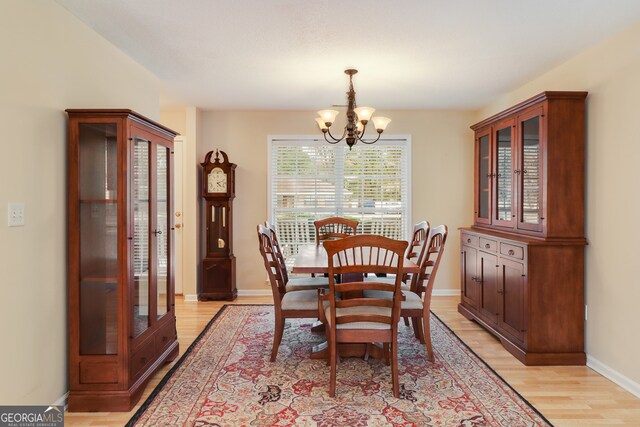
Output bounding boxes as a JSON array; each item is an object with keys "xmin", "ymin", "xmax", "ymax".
[
  {"xmin": 78, "ymin": 122, "xmax": 119, "ymax": 355},
  {"xmin": 132, "ymin": 137, "xmax": 151, "ymax": 337},
  {"xmin": 475, "ymin": 129, "xmax": 492, "ymax": 225},
  {"xmin": 493, "ymin": 120, "xmax": 515, "ymax": 228},
  {"xmin": 156, "ymin": 145, "xmax": 171, "ymax": 319},
  {"xmin": 517, "ymin": 108, "xmax": 544, "ymax": 232}
]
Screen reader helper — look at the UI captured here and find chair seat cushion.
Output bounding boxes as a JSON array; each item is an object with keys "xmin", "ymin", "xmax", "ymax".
[
  {"xmin": 363, "ymin": 276, "xmax": 411, "ymax": 291},
  {"xmin": 363, "ymin": 290, "xmax": 423, "ymax": 310},
  {"xmin": 324, "ymin": 305, "xmax": 392, "ymax": 330},
  {"xmin": 281, "ymin": 289, "xmax": 320, "ymax": 311},
  {"xmin": 285, "ymin": 276, "xmax": 330, "ymax": 292}
]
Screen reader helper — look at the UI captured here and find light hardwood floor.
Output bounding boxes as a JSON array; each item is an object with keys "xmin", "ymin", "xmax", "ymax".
[{"xmin": 65, "ymin": 295, "xmax": 640, "ymax": 426}]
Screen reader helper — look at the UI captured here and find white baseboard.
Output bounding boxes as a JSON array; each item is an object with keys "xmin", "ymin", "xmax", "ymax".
[
  {"xmin": 587, "ymin": 355, "xmax": 640, "ymax": 398},
  {"xmin": 184, "ymin": 294, "xmax": 198, "ymax": 302},
  {"xmin": 433, "ymin": 289, "xmax": 461, "ymax": 297},
  {"xmin": 54, "ymin": 392, "xmax": 68, "ymax": 409},
  {"xmin": 237, "ymin": 289, "xmax": 272, "ymax": 297}
]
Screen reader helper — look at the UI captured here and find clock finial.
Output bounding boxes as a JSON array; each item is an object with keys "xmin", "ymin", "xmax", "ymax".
[{"xmin": 215, "ymin": 149, "xmax": 220, "ymax": 162}]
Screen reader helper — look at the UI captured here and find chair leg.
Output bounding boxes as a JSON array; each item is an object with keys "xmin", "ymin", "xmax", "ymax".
[
  {"xmin": 329, "ymin": 330, "xmax": 337, "ymax": 397},
  {"xmin": 383, "ymin": 343, "xmax": 390, "ymax": 366},
  {"xmin": 403, "ymin": 316, "xmax": 410, "ymax": 326},
  {"xmin": 391, "ymin": 340, "xmax": 399, "ymax": 398},
  {"xmin": 412, "ymin": 316, "xmax": 425, "ymax": 343},
  {"xmin": 270, "ymin": 316, "xmax": 285, "ymax": 362},
  {"xmin": 423, "ymin": 314, "xmax": 434, "ymax": 362}
]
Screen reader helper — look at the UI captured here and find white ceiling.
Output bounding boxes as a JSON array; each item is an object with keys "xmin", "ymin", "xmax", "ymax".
[{"xmin": 56, "ymin": 0, "xmax": 640, "ymax": 110}]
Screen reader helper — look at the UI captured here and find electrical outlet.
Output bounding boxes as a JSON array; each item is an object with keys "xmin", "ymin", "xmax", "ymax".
[{"xmin": 8, "ymin": 202, "xmax": 25, "ymax": 227}]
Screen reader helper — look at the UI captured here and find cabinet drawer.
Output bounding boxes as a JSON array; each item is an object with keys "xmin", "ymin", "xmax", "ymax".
[
  {"xmin": 479, "ymin": 237, "xmax": 497, "ymax": 252},
  {"xmin": 155, "ymin": 321, "xmax": 176, "ymax": 354},
  {"xmin": 500, "ymin": 242, "xmax": 524, "ymax": 259},
  {"xmin": 461, "ymin": 233, "xmax": 478, "ymax": 247},
  {"xmin": 130, "ymin": 336, "xmax": 155, "ymax": 381}
]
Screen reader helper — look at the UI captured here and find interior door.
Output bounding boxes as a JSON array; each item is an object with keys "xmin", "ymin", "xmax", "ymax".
[{"xmin": 172, "ymin": 137, "xmax": 184, "ymax": 295}]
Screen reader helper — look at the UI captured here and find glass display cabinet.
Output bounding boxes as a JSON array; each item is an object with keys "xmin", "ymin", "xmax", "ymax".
[
  {"xmin": 461, "ymin": 92, "xmax": 588, "ymax": 366},
  {"xmin": 66, "ymin": 109, "xmax": 178, "ymax": 411}
]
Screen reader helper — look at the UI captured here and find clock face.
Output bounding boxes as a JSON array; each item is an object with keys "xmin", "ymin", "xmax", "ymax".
[{"xmin": 207, "ymin": 168, "xmax": 227, "ymax": 193}]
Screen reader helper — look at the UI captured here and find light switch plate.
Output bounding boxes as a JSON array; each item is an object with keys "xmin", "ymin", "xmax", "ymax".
[{"xmin": 8, "ymin": 202, "xmax": 25, "ymax": 227}]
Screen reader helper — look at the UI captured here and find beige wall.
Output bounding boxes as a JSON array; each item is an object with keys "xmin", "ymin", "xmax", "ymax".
[
  {"xmin": 480, "ymin": 23, "xmax": 640, "ymax": 388},
  {"xmin": 0, "ymin": 1, "xmax": 161, "ymax": 405},
  {"xmin": 198, "ymin": 110, "xmax": 475, "ymax": 294}
]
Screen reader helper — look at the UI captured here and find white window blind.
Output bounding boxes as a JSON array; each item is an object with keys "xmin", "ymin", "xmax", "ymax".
[{"xmin": 269, "ymin": 137, "xmax": 411, "ymax": 266}]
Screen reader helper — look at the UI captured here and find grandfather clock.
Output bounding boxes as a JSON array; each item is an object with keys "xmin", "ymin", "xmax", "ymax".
[{"xmin": 200, "ymin": 150, "xmax": 237, "ymax": 300}]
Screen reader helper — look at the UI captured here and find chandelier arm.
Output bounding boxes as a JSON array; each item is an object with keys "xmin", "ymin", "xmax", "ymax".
[
  {"xmin": 326, "ymin": 125, "xmax": 347, "ymax": 143},
  {"xmin": 358, "ymin": 131, "xmax": 382, "ymax": 144},
  {"xmin": 323, "ymin": 132, "xmax": 341, "ymax": 144}
]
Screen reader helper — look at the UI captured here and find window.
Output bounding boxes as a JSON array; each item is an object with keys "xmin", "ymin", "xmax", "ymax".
[{"xmin": 268, "ymin": 136, "xmax": 411, "ymax": 266}]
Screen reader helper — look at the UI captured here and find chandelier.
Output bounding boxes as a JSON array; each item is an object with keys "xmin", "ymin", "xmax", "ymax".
[{"xmin": 315, "ymin": 69, "xmax": 391, "ymax": 149}]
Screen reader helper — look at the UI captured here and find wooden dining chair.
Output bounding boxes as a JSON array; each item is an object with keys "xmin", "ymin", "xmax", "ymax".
[
  {"xmin": 319, "ymin": 234, "xmax": 408, "ymax": 398},
  {"xmin": 264, "ymin": 221, "xmax": 329, "ymax": 291},
  {"xmin": 366, "ymin": 225, "xmax": 448, "ymax": 362},
  {"xmin": 365, "ymin": 221, "xmax": 429, "ymax": 329},
  {"xmin": 369, "ymin": 221, "xmax": 430, "ymax": 286},
  {"xmin": 257, "ymin": 225, "xmax": 323, "ymax": 361},
  {"xmin": 314, "ymin": 217, "xmax": 359, "ymax": 245}
]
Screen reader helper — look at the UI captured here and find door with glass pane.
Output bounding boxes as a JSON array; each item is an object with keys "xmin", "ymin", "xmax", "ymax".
[
  {"xmin": 154, "ymin": 142, "xmax": 172, "ymax": 321},
  {"xmin": 474, "ymin": 128, "xmax": 492, "ymax": 225},
  {"xmin": 493, "ymin": 119, "xmax": 516, "ymax": 228},
  {"xmin": 129, "ymin": 126, "xmax": 173, "ymax": 347},
  {"xmin": 516, "ymin": 107, "xmax": 544, "ymax": 232},
  {"xmin": 77, "ymin": 121, "xmax": 120, "ymax": 357},
  {"xmin": 131, "ymin": 133, "xmax": 152, "ymax": 341}
]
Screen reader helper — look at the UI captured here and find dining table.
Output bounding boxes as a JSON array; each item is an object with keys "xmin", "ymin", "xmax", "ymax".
[
  {"xmin": 292, "ymin": 243, "xmax": 421, "ymax": 276},
  {"xmin": 291, "ymin": 242, "xmax": 421, "ymax": 360}
]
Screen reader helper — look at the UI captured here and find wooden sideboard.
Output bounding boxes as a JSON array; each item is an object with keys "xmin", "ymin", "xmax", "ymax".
[{"xmin": 459, "ymin": 92, "xmax": 587, "ymax": 365}]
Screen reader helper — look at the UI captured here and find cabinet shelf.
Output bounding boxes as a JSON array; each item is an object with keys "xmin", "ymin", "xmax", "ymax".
[
  {"xmin": 81, "ymin": 277, "xmax": 118, "ymax": 283},
  {"xmin": 80, "ymin": 199, "xmax": 117, "ymax": 204}
]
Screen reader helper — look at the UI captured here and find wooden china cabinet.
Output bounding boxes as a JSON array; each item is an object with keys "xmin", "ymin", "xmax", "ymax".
[
  {"xmin": 66, "ymin": 109, "xmax": 179, "ymax": 411},
  {"xmin": 459, "ymin": 92, "xmax": 588, "ymax": 365}
]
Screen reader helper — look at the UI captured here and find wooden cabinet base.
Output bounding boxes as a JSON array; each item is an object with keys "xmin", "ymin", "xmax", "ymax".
[
  {"xmin": 198, "ymin": 290, "xmax": 238, "ymax": 301},
  {"xmin": 199, "ymin": 257, "xmax": 237, "ymax": 301},
  {"xmin": 67, "ymin": 342, "xmax": 179, "ymax": 412},
  {"xmin": 458, "ymin": 303, "xmax": 585, "ymax": 366}
]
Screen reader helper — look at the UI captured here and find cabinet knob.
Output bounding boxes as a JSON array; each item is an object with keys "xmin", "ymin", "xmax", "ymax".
[
  {"xmin": 467, "ymin": 238, "xmax": 472, "ymax": 243},
  {"xmin": 485, "ymin": 243, "xmax": 490, "ymax": 249},
  {"xmin": 175, "ymin": 224, "xmax": 182, "ymax": 229},
  {"xmin": 508, "ymin": 249, "xmax": 515, "ymax": 256}
]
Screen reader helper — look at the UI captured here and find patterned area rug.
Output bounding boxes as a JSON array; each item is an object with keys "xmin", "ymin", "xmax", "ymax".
[{"xmin": 127, "ymin": 305, "xmax": 551, "ymax": 427}]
